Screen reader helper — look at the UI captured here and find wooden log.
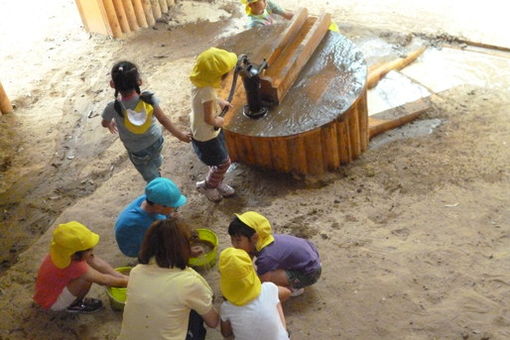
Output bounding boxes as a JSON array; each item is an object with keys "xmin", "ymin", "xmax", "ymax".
[
  {"xmin": 367, "ymin": 46, "xmax": 426, "ymax": 89},
  {"xmin": 103, "ymin": 0, "xmax": 123, "ymax": 37},
  {"xmin": 254, "ymin": 138, "xmax": 273, "ymax": 170},
  {"xmin": 288, "ymin": 137, "xmax": 307, "ymax": 174},
  {"xmin": 321, "ymin": 123, "xmax": 340, "ymax": 170},
  {"xmin": 304, "ymin": 131, "xmax": 325, "ymax": 175},
  {"xmin": 141, "ymin": 0, "xmax": 155, "ymax": 26},
  {"xmin": 122, "ymin": 0, "xmax": 140, "ymax": 31},
  {"xmin": 263, "ymin": 13, "xmax": 331, "ymax": 104},
  {"xmin": 336, "ymin": 118, "xmax": 352, "ymax": 164},
  {"xmin": 112, "ymin": 0, "xmax": 131, "ymax": 33},
  {"xmin": 368, "ymin": 97, "xmax": 431, "ymax": 139},
  {"xmin": 271, "ymin": 139, "xmax": 290, "ymax": 173},
  {"xmin": 0, "ymin": 81, "xmax": 13, "ymax": 114},
  {"xmin": 131, "ymin": 0, "xmax": 148, "ymax": 28},
  {"xmin": 150, "ymin": 0, "xmax": 162, "ymax": 20},
  {"xmin": 224, "ymin": 131, "xmax": 239, "ymax": 161},
  {"xmin": 166, "ymin": 0, "xmax": 175, "ymax": 6},
  {"xmin": 357, "ymin": 90, "xmax": 369, "ymax": 152},
  {"xmin": 159, "ymin": 0, "xmax": 168, "ymax": 13},
  {"xmin": 74, "ymin": 0, "xmax": 114, "ymax": 36},
  {"xmin": 347, "ymin": 107, "xmax": 361, "ymax": 158}
]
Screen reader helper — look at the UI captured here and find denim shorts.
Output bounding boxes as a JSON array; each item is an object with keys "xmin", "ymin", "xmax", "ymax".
[
  {"xmin": 127, "ymin": 136, "xmax": 164, "ymax": 182},
  {"xmin": 287, "ymin": 266, "xmax": 322, "ymax": 289},
  {"xmin": 192, "ymin": 131, "xmax": 229, "ymax": 166}
]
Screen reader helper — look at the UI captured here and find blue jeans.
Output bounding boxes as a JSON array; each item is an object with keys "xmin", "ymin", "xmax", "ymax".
[{"xmin": 127, "ymin": 136, "xmax": 164, "ymax": 182}]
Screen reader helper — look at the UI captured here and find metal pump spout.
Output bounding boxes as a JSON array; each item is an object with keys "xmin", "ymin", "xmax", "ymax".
[{"xmin": 238, "ymin": 55, "xmax": 269, "ymax": 119}]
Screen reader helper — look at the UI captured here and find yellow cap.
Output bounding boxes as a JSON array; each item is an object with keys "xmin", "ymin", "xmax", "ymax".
[
  {"xmin": 240, "ymin": 0, "xmax": 259, "ymax": 15},
  {"xmin": 50, "ymin": 221, "xmax": 99, "ymax": 269},
  {"xmin": 219, "ymin": 247, "xmax": 261, "ymax": 306},
  {"xmin": 189, "ymin": 48, "xmax": 238, "ymax": 88},
  {"xmin": 235, "ymin": 211, "xmax": 274, "ymax": 251}
]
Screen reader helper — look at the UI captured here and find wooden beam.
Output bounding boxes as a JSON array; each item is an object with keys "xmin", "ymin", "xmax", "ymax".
[
  {"xmin": 367, "ymin": 46, "xmax": 426, "ymax": 89},
  {"xmin": 368, "ymin": 97, "xmax": 431, "ymax": 139},
  {"xmin": 0, "ymin": 81, "xmax": 13, "ymax": 114}
]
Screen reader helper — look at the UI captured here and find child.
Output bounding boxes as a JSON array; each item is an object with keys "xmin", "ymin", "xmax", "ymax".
[
  {"xmin": 33, "ymin": 221, "xmax": 128, "ymax": 313},
  {"xmin": 189, "ymin": 48, "xmax": 237, "ymax": 202},
  {"xmin": 241, "ymin": 0, "xmax": 293, "ymax": 29},
  {"xmin": 219, "ymin": 247, "xmax": 289, "ymax": 340},
  {"xmin": 228, "ymin": 211, "xmax": 321, "ymax": 296},
  {"xmin": 102, "ymin": 61, "xmax": 191, "ymax": 182}
]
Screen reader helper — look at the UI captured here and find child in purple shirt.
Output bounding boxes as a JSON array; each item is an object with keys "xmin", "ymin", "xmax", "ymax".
[{"xmin": 228, "ymin": 211, "xmax": 321, "ymax": 296}]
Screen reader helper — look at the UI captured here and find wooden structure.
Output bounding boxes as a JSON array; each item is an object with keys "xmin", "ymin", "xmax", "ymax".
[
  {"xmin": 221, "ymin": 10, "xmax": 369, "ymax": 175},
  {"xmin": 219, "ymin": 10, "xmax": 426, "ymax": 175},
  {"xmin": 74, "ymin": 0, "xmax": 175, "ymax": 38},
  {"xmin": 0, "ymin": 81, "xmax": 13, "ymax": 115}
]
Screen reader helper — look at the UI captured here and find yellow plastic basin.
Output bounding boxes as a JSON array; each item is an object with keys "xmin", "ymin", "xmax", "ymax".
[
  {"xmin": 106, "ymin": 266, "xmax": 131, "ymax": 311},
  {"xmin": 188, "ymin": 228, "xmax": 218, "ymax": 269}
]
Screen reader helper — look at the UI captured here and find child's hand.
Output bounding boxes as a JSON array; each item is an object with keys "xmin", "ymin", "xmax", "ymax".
[
  {"xmin": 177, "ymin": 131, "xmax": 192, "ymax": 143},
  {"xmin": 218, "ymin": 99, "xmax": 232, "ymax": 111},
  {"xmin": 107, "ymin": 121, "xmax": 118, "ymax": 134}
]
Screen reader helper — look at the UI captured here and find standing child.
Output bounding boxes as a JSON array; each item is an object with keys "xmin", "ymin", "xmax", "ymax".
[
  {"xmin": 219, "ymin": 247, "xmax": 289, "ymax": 340},
  {"xmin": 189, "ymin": 48, "xmax": 237, "ymax": 202},
  {"xmin": 228, "ymin": 211, "xmax": 321, "ymax": 296},
  {"xmin": 241, "ymin": 0, "xmax": 293, "ymax": 29},
  {"xmin": 102, "ymin": 61, "xmax": 191, "ymax": 182},
  {"xmin": 33, "ymin": 222, "xmax": 128, "ymax": 313}
]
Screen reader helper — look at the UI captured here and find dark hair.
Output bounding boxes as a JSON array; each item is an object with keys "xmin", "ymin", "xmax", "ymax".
[
  {"xmin": 111, "ymin": 61, "xmax": 141, "ymax": 116},
  {"xmin": 138, "ymin": 218, "xmax": 192, "ymax": 269},
  {"xmin": 228, "ymin": 217, "xmax": 256, "ymax": 238},
  {"xmin": 72, "ymin": 248, "xmax": 92, "ymax": 261}
]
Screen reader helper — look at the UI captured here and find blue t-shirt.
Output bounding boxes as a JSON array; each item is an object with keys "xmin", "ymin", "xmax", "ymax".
[
  {"xmin": 114, "ymin": 195, "xmax": 167, "ymax": 257},
  {"xmin": 255, "ymin": 234, "xmax": 321, "ymax": 275}
]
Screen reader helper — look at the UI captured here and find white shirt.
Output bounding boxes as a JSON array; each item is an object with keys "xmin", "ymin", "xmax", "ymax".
[
  {"xmin": 220, "ymin": 282, "xmax": 289, "ymax": 340},
  {"xmin": 190, "ymin": 86, "xmax": 221, "ymax": 142}
]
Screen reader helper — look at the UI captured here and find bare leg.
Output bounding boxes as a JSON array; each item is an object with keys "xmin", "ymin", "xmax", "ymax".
[{"xmin": 67, "ymin": 277, "xmax": 92, "ymax": 300}]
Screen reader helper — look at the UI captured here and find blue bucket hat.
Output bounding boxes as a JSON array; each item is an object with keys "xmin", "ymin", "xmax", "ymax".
[{"xmin": 145, "ymin": 177, "xmax": 187, "ymax": 208}]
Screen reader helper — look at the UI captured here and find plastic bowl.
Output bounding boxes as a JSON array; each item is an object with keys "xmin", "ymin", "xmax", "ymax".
[
  {"xmin": 188, "ymin": 228, "xmax": 218, "ymax": 269},
  {"xmin": 106, "ymin": 266, "xmax": 131, "ymax": 311}
]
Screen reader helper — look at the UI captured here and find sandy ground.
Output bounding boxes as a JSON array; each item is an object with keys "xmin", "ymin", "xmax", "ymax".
[{"xmin": 1, "ymin": 0, "xmax": 509, "ymax": 339}]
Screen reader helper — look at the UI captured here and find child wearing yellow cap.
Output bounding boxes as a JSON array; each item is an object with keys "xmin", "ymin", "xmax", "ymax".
[
  {"xmin": 228, "ymin": 211, "xmax": 321, "ymax": 296},
  {"xmin": 219, "ymin": 247, "xmax": 290, "ymax": 339},
  {"xmin": 241, "ymin": 0, "xmax": 293, "ymax": 29},
  {"xmin": 33, "ymin": 222, "xmax": 128, "ymax": 313},
  {"xmin": 189, "ymin": 47, "xmax": 238, "ymax": 202}
]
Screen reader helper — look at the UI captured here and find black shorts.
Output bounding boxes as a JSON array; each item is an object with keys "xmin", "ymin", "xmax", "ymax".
[{"xmin": 192, "ymin": 131, "xmax": 229, "ymax": 166}]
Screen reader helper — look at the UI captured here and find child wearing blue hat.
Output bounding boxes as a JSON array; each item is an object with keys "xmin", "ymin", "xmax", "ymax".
[{"xmin": 114, "ymin": 177, "xmax": 187, "ymax": 257}]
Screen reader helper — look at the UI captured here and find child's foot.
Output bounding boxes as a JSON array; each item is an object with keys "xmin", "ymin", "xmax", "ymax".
[
  {"xmin": 196, "ymin": 181, "xmax": 222, "ymax": 202},
  {"xmin": 66, "ymin": 298, "xmax": 103, "ymax": 313},
  {"xmin": 217, "ymin": 182, "xmax": 235, "ymax": 197},
  {"xmin": 290, "ymin": 287, "xmax": 304, "ymax": 297}
]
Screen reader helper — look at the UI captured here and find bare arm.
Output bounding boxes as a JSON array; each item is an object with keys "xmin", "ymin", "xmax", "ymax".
[
  {"xmin": 279, "ymin": 11, "xmax": 293, "ymax": 20},
  {"xmin": 153, "ymin": 106, "xmax": 192, "ymax": 142},
  {"xmin": 81, "ymin": 265, "xmax": 128, "ymax": 287},
  {"xmin": 101, "ymin": 119, "xmax": 118, "ymax": 134},
  {"xmin": 220, "ymin": 319, "xmax": 234, "ymax": 338},
  {"xmin": 203, "ymin": 101, "xmax": 224, "ymax": 128},
  {"xmin": 278, "ymin": 286, "xmax": 291, "ymax": 302},
  {"xmin": 276, "ymin": 302, "xmax": 287, "ymax": 330},
  {"xmin": 201, "ymin": 306, "xmax": 219, "ymax": 328}
]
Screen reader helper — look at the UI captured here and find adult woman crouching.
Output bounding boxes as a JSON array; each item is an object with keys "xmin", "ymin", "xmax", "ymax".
[{"xmin": 118, "ymin": 218, "xmax": 219, "ymax": 340}]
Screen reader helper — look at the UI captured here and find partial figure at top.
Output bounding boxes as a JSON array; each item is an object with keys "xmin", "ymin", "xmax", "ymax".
[{"xmin": 241, "ymin": 0, "xmax": 293, "ymax": 29}]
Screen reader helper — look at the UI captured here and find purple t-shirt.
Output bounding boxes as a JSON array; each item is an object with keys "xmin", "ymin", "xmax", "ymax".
[{"xmin": 255, "ymin": 234, "xmax": 320, "ymax": 275}]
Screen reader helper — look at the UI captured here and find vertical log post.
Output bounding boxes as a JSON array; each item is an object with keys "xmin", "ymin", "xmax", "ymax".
[
  {"xmin": 0, "ymin": 81, "xmax": 13, "ymax": 114},
  {"xmin": 123, "ymin": 0, "xmax": 140, "ymax": 31},
  {"xmin": 112, "ymin": 0, "xmax": 131, "ymax": 33},
  {"xmin": 159, "ymin": 0, "xmax": 168, "ymax": 13},
  {"xmin": 131, "ymin": 0, "xmax": 149, "ymax": 27},
  {"xmin": 103, "ymin": 0, "xmax": 123, "ymax": 37},
  {"xmin": 141, "ymin": 0, "xmax": 155, "ymax": 26},
  {"xmin": 150, "ymin": 0, "xmax": 162, "ymax": 20}
]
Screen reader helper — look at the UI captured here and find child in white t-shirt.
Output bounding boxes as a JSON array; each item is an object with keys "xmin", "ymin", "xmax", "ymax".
[{"xmin": 219, "ymin": 247, "xmax": 290, "ymax": 340}]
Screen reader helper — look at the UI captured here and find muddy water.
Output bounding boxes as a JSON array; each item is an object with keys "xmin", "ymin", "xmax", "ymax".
[{"xmin": 224, "ymin": 31, "xmax": 367, "ymax": 137}]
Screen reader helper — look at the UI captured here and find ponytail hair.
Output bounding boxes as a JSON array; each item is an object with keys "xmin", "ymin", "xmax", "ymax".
[{"xmin": 111, "ymin": 61, "xmax": 141, "ymax": 116}]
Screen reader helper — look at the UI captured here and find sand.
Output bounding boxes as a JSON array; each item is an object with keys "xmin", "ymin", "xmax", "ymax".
[{"xmin": 0, "ymin": 0, "xmax": 509, "ymax": 339}]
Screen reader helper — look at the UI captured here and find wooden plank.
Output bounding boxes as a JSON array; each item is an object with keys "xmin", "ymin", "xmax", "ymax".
[
  {"xmin": 112, "ymin": 0, "xmax": 131, "ymax": 33},
  {"xmin": 368, "ymin": 97, "xmax": 431, "ymax": 139},
  {"xmin": 141, "ymin": 0, "xmax": 155, "ymax": 26},
  {"xmin": 103, "ymin": 0, "xmax": 123, "ymax": 37},
  {"xmin": 123, "ymin": 0, "xmax": 140, "ymax": 31},
  {"xmin": 131, "ymin": 0, "xmax": 148, "ymax": 28},
  {"xmin": 367, "ymin": 46, "xmax": 426, "ymax": 89},
  {"xmin": 0, "ymin": 81, "xmax": 13, "ymax": 114}
]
